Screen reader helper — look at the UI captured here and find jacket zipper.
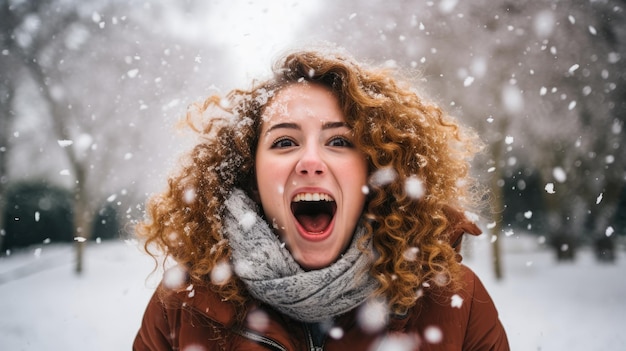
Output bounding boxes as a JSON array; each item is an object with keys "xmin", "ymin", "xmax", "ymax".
[
  {"xmin": 304, "ymin": 323, "xmax": 324, "ymax": 351},
  {"xmin": 233, "ymin": 327, "xmax": 288, "ymax": 351},
  {"xmin": 234, "ymin": 323, "xmax": 325, "ymax": 351}
]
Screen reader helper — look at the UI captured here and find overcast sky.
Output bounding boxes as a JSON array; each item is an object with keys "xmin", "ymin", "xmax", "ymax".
[{"xmin": 165, "ymin": 0, "xmax": 321, "ymax": 86}]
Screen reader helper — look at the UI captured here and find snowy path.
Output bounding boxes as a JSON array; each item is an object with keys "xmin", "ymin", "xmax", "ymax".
[
  {"xmin": 464, "ymin": 235, "xmax": 626, "ymax": 351},
  {"xmin": 0, "ymin": 242, "xmax": 157, "ymax": 350},
  {"xmin": 0, "ymin": 235, "xmax": 624, "ymax": 350}
]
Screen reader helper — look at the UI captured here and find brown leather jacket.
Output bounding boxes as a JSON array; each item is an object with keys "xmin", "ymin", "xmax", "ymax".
[{"xmin": 133, "ymin": 264, "xmax": 508, "ymax": 351}]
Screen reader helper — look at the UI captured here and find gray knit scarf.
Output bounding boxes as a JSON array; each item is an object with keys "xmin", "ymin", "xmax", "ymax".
[{"xmin": 223, "ymin": 188, "xmax": 379, "ymax": 323}]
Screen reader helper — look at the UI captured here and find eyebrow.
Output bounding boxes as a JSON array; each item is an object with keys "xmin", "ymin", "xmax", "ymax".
[{"xmin": 265, "ymin": 121, "xmax": 349, "ymax": 135}]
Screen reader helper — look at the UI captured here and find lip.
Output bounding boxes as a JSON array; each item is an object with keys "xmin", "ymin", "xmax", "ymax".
[
  {"xmin": 294, "ymin": 215, "xmax": 336, "ymax": 242},
  {"xmin": 290, "ymin": 187, "xmax": 336, "ymax": 242}
]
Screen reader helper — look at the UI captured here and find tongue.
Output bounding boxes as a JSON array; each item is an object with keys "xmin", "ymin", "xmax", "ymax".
[{"xmin": 296, "ymin": 213, "xmax": 332, "ymax": 233}]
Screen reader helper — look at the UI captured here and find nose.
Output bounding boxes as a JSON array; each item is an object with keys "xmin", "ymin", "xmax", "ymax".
[{"xmin": 296, "ymin": 142, "xmax": 327, "ymax": 175}]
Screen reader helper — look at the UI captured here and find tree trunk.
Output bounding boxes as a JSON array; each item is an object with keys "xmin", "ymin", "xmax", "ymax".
[
  {"xmin": 489, "ymin": 140, "xmax": 505, "ymax": 281},
  {"xmin": 73, "ymin": 175, "xmax": 90, "ymax": 274},
  {"xmin": 21, "ymin": 52, "xmax": 94, "ymax": 274}
]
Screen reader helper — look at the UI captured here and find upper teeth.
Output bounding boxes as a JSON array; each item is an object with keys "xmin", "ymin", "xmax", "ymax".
[{"xmin": 293, "ymin": 193, "xmax": 334, "ymax": 202}]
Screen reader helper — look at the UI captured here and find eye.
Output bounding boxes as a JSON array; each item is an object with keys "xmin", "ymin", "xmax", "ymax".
[
  {"xmin": 271, "ymin": 137, "xmax": 297, "ymax": 148},
  {"xmin": 327, "ymin": 136, "xmax": 353, "ymax": 147}
]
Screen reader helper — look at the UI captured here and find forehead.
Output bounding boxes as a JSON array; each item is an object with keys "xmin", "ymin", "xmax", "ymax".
[{"xmin": 261, "ymin": 83, "xmax": 342, "ymax": 122}]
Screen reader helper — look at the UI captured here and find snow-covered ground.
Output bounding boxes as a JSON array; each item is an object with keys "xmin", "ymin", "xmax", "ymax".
[
  {"xmin": 0, "ymin": 233, "xmax": 624, "ymax": 350},
  {"xmin": 464, "ymin": 234, "xmax": 626, "ymax": 350}
]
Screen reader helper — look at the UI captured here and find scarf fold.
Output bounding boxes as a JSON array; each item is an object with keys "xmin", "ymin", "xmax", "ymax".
[{"xmin": 223, "ymin": 188, "xmax": 379, "ymax": 323}]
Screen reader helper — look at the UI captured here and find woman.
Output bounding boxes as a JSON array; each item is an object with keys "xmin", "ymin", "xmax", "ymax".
[{"xmin": 134, "ymin": 47, "xmax": 509, "ymax": 350}]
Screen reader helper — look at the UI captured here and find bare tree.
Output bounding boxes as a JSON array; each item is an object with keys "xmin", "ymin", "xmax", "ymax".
[{"xmin": 2, "ymin": 0, "xmax": 229, "ymax": 272}]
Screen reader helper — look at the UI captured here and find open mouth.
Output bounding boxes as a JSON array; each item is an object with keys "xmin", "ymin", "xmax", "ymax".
[{"xmin": 291, "ymin": 193, "xmax": 337, "ymax": 234}]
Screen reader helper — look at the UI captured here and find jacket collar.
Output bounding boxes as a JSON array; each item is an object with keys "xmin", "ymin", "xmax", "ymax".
[{"xmin": 169, "ymin": 283, "xmax": 241, "ymax": 328}]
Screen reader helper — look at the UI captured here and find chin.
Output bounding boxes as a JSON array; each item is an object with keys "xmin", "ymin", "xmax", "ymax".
[
  {"xmin": 299, "ymin": 259, "xmax": 333, "ymax": 271},
  {"xmin": 292, "ymin": 249, "xmax": 341, "ymax": 270}
]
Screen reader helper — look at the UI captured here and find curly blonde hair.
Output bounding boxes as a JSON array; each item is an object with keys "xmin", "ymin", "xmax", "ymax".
[{"xmin": 138, "ymin": 48, "xmax": 483, "ymax": 316}]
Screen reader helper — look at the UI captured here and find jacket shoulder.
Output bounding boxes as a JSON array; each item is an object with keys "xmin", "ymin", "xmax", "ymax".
[
  {"xmin": 133, "ymin": 286, "xmax": 179, "ymax": 351},
  {"xmin": 460, "ymin": 266, "xmax": 510, "ymax": 350},
  {"xmin": 409, "ymin": 265, "xmax": 509, "ymax": 350},
  {"xmin": 133, "ymin": 284, "xmax": 239, "ymax": 351}
]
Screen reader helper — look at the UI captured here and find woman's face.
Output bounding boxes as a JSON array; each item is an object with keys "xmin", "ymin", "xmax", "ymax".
[{"xmin": 255, "ymin": 83, "xmax": 368, "ymax": 270}]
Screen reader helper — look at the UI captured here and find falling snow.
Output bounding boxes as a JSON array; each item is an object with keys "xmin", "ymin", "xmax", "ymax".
[
  {"xmin": 163, "ymin": 265, "xmax": 187, "ymax": 290},
  {"xmin": 329, "ymin": 326, "xmax": 344, "ymax": 339},
  {"xmin": 450, "ymin": 294, "xmax": 464, "ymax": 308},
  {"xmin": 186, "ymin": 284, "xmax": 195, "ymax": 298},
  {"xmin": 402, "ymin": 247, "xmax": 420, "ymax": 261},
  {"xmin": 404, "ymin": 176, "xmax": 425, "ymax": 199},
  {"xmin": 357, "ymin": 298, "xmax": 389, "ymax": 333},
  {"xmin": 424, "ymin": 325, "xmax": 443, "ymax": 344},
  {"xmin": 463, "ymin": 76, "xmax": 475, "ymax": 87},
  {"xmin": 246, "ymin": 309, "xmax": 270, "ymax": 331},
  {"xmin": 568, "ymin": 100, "xmax": 577, "ymax": 110},
  {"xmin": 375, "ymin": 333, "xmax": 419, "ymax": 350},
  {"xmin": 532, "ymin": 10, "xmax": 554, "ymax": 37},
  {"xmin": 369, "ymin": 168, "xmax": 398, "ymax": 187},
  {"xmin": 57, "ymin": 140, "xmax": 73, "ymax": 147},
  {"xmin": 183, "ymin": 188, "xmax": 196, "ymax": 204},
  {"xmin": 210, "ymin": 260, "xmax": 232, "ymax": 285},
  {"xmin": 502, "ymin": 85, "xmax": 524, "ymax": 114},
  {"xmin": 181, "ymin": 345, "xmax": 205, "ymax": 351},
  {"xmin": 552, "ymin": 167, "xmax": 567, "ymax": 183},
  {"xmin": 361, "ymin": 185, "xmax": 370, "ymax": 195},
  {"xmin": 126, "ymin": 68, "xmax": 139, "ymax": 78}
]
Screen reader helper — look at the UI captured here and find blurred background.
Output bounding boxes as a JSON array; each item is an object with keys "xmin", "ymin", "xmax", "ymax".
[{"xmin": 0, "ymin": 0, "xmax": 625, "ymax": 350}]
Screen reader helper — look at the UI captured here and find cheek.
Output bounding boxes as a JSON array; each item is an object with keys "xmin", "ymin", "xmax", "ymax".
[
  {"xmin": 349, "ymin": 158, "xmax": 369, "ymax": 185},
  {"xmin": 256, "ymin": 170, "xmax": 286, "ymax": 205},
  {"xmin": 340, "ymin": 161, "xmax": 368, "ymax": 200},
  {"xmin": 255, "ymin": 154, "xmax": 274, "ymax": 190},
  {"xmin": 256, "ymin": 153, "xmax": 292, "ymax": 192}
]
